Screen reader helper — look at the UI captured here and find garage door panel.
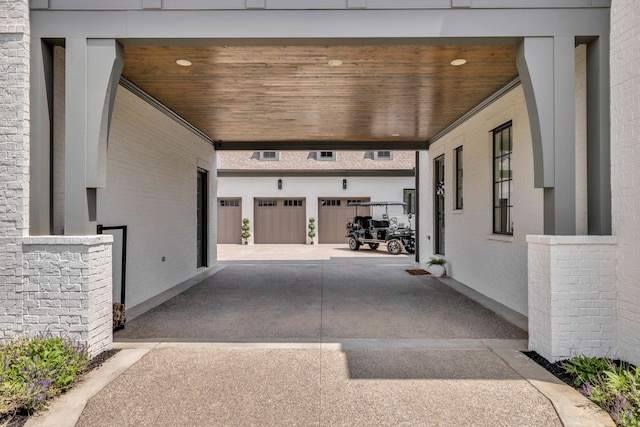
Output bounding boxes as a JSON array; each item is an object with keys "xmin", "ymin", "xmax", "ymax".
[
  {"xmin": 255, "ymin": 198, "xmax": 306, "ymax": 244},
  {"xmin": 318, "ymin": 198, "xmax": 370, "ymax": 243},
  {"xmin": 217, "ymin": 198, "xmax": 242, "ymax": 244}
]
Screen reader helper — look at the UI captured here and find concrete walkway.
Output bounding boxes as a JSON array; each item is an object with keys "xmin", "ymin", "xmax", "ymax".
[{"xmin": 26, "ymin": 245, "xmax": 613, "ymax": 427}]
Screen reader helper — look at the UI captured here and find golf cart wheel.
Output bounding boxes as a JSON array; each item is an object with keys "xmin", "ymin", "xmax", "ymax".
[
  {"xmin": 349, "ymin": 236, "xmax": 360, "ymax": 251},
  {"xmin": 387, "ymin": 239, "xmax": 403, "ymax": 255},
  {"xmin": 368, "ymin": 243, "xmax": 379, "ymax": 250}
]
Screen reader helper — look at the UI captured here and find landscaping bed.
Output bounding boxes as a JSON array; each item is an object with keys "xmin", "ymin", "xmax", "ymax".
[
  {"xmin": 524, "ymin": 351, "xmax": 639, "ymax": 426},
  {"xmin": 0, "ymin": 337, "xmax": 119, "ymax": 427}
]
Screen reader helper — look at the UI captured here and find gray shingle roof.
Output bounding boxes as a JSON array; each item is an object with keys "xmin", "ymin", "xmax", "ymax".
[{"xmin": 217, "ymin": 151, "xmax": 415, "ymax": 171}]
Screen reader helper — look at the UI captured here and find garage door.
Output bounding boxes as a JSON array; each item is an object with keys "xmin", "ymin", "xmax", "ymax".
[
  {"xmin": 318, "ymin": 198, "xmax": 370, "ymax": 243},
  {"xmin": 254, "ymin": 198, "xmax": 306, "ymax": 244},
  {"xmin": 217, "ymin": 198, "xmax": 242, "ymax": 244}
]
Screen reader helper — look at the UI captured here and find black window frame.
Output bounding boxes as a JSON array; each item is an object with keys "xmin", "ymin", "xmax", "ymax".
[
  {"xmin": 403, "ymin": 189, "xmax": 415, "ymax": 214},
  {"xmin": 492, "ymin": 121, "xmax": 513, "ymax": 235},
  {"xmin": 454, "ymin": 146, "xmax": 463, "ymax": 210}
]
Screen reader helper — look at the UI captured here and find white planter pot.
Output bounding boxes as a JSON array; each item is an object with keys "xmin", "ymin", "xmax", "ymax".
[{"xmin": 428, "ymin": 264, "xmax": 446, "ymax": 277}]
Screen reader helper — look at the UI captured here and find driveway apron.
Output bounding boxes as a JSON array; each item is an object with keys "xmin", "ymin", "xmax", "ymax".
[{"xmin": 70, "ymin": 246, "xmax": 570, "ymax": 426}]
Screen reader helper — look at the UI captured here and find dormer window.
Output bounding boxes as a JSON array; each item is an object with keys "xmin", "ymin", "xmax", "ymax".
[
  {"xmin": 318, "ymin": 151, "xmax": 336, "ymax": 161},
  {"xmin": 260, "ymin": 151, "xmax": 279, "ymax": 161},
  {"xmin": 374, "ymin": 150, "xmax": 393, "ymax": 160}
]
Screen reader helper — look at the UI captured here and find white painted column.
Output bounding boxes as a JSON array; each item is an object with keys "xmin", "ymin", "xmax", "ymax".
[
  {"xmin": 417, "ymin": 150, "xmax": 433, "ymax": 263},
  {"xmin": 527, "ymin": 235, "xmax": 618, "ymax": 362},
  {"xmin": 22, "ymin": 236, "xmax": 114, "ymax": 357}
]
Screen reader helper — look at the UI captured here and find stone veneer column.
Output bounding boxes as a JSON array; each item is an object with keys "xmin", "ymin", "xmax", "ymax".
[
  {"xmin": 527, "ymin": 235, "xmax": 618, "ymax": 362},
  {"xmin": 22, "ymin": 236, "xmax": 113, "ymax": 357},
  {"xmin": 0, "ymin": 0, "xmax": 30, "ymax": 340}
]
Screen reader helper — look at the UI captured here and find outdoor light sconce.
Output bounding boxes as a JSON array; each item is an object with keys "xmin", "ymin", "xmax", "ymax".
[
  {"xmin": 278, "ymin": 179, "xmax": 282, "ymax": 190},
  {"xmin": 343, "ymin": 179, "xmax": 347, "ymax": 189}
]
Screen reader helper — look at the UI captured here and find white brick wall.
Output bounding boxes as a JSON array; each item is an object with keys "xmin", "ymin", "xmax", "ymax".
[
  {"xmin": 527, "ymin": 236, "xmax": 618, "ymax": 362},
  {"xmin": 97, "ymin": 86, "xmax": 217, "ymax": 309},
  {"xmin": 0, "ymin": 0, "xmax": 29, "ymax": 340},
  {"xmin": 611, "ymin": 0, "xmax": 640, "ymax": 365},
  {"xmin": 22, "ymin": 235, "xmax": 114, "ymax": 357},
  {"xmin": 423, "ymin": 47, "xmax": 588, "ymax": 317},
  {"xmin": 424, "ymin": 86, "xmax": 543, "ymax": 315}
]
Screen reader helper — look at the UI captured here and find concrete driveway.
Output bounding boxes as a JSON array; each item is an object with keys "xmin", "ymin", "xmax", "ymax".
[{"xmin": 27, "ymin": 245, "xmax": 613, "ymax": 427}]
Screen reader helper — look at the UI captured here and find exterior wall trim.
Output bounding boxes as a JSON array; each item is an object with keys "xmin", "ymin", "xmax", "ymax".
[
  {"xmin": 428, "ymin": 77, "xmax": 521, "ymax": 146},
  {"xmin": 31, "ymin": 0, "xmax": 611, "ymax": 11},
  {"xmin": 218, "ymin": 169, "xmax": 415, "ymax": 177},
  {"xmin": 119, "ymin": 77, "xmax": 214, "ymax": 146}
]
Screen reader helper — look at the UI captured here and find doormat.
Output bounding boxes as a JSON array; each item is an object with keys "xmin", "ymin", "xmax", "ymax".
[{"xmin": 406, "ymin": 269, "xmax": 430, "ymax": 275}]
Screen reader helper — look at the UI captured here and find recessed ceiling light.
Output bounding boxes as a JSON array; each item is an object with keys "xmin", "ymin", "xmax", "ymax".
[
  {"xmin": 176, "ymin": 59, "xmax": 192, "ymax": 67},
  {"xmin": 328, "ymin": 59, "xmax": 343, "ymax": 66},
  {"xmin": 451, "ymin": 58, "xmax": 467, "ymax": 66},
  {"xmin": 391, "ymin": 133, "xmax": 400, "ymax": 137}
]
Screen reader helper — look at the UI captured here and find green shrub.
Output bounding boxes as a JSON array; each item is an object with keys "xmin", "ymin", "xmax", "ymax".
[
  {"xmin": 563, "ymin": 356, "xmax": 639, "ymax": 426},
  {"xmin": 241, "ymin": 217, "xmax": 251, "ymax": 241},
  {"xmin": 0, "ymin": 336, "xmax": 88, "ymax": 417},
  {"xmin": 308, "ymin": 218, "xmax": 316, "ymax": 240},
  {"xmin": 427, "ymin": 256, "xmax": 446, "ymax": 266}
]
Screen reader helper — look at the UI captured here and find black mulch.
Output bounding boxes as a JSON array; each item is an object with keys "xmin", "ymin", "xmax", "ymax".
[
  {"xmin": 522, "ymin": 351, "xmax": 576, "ymax": 387},
  {"xmin": 0, "ymin": 348, "xmax": 121, "ymax": 427}
]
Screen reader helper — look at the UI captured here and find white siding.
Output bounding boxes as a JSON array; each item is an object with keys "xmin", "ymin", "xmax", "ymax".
[
  {"xmin": 611, "ymin": 0, "xmax": 640, "ymax": 365},
  {"xmin": 425, "ymin": 86, "xmax": 542, "ymax": 315},
  {"xmin": 421, "ymin": 46, "xmax": 589, "ymax": 317},
  {"xmin": 97, "ymin": 87, "xmax": 217, "ymax": 309}
]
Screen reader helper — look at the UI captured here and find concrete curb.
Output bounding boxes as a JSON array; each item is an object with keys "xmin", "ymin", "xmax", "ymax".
[
  {"xmin": 24, "ymin": 340, "xmax": 615, "ymax": 427},
  {"xmin": 24, "ymin": 346, "xmax": 152, "ymax": 427},
  {"xmin": 492, "ymin": 347, "xmax": 615, "ymax": 427}
]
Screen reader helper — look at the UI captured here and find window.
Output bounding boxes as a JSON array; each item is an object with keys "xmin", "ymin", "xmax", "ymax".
[
  {"xmin": 284, "ymin": 200, "xmax": 303, "ymax": 207},
  {"xmin": 403, "ymin": 189, "xmax": 415, "ymax": 214},
  {"xmin": 493, "ymin": 122, "xmax": 513, "ymax": 234},
  {"xmin": 220, "ymin": 199, "xmax": 240, "ymax": 207},
  {"xmin": 321, "ymin": 199, "xmax": 341, "ymax": 206},
  {"xmin": 260, "ymin": 151, "xmax": 279, "ymax": 161},
  {"xmin": 258, "ymin": 200, "xmax": 277, "ymax": 207},
  {"xmin": 374, "ymin": 151, "xmax": 393, "ymax": 160},
  {"xmin": 197, "ymin": 169, "xmax": 208, "ymax": 268},
  {"xmin": 318, "ymin": 151, "xmax": 336, "ymax": 161},
  {"xmin": 455, "ymin": 146, "xmax": 463, "ymax": 210}
]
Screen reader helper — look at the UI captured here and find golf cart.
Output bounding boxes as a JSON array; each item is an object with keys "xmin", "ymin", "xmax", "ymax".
[{"xmin": 345, "ymin": 201, "xmax": 415, "ymax": 255}]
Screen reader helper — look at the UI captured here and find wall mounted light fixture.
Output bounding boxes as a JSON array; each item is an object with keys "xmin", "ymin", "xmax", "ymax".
[
  {"xmin": 278, "ymin": 179, "xmax": 282, "ymax": 190},
  {"xmin": 342, "ymin": 179, "xmax": 347, "ymax": 190}
]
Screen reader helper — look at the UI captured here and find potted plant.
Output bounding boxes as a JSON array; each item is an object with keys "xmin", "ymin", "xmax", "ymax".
[
  {"xmin": 308, "ymin": 217, "xmax": 317, "ymax": 244},
  {"xmin": 241, "ymin": 217, "xmax": 251, "ymax": 244},
  {"xmin": 427, "ymin": 256, "xmax": 446, "ymax": 277}
]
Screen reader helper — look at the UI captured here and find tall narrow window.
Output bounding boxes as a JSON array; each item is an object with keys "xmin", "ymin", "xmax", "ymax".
[
  {"xmin": 197, "ymin": 169, "xmax": 208, "ymax": 268},
  {"xmin": 455, "ymin": 146, "xmax": 463, "ymax": 210},
  {"xmin": 403, "ymin": 189, "xmax": 415, "ymax": 214},
  {"xmin": 493, "ymin": 122, "xmax": 513, "ymax": 235}
]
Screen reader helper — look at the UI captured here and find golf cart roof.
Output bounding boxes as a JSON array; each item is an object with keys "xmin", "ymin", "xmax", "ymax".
[{"xmin": 348, "ymin": 201, "xmax": 407, "ymax": 207}]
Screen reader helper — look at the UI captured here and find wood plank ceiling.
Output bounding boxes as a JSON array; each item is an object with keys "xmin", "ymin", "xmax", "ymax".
[{"xmin": 122, "ymin": 44, "xmax": 518, "ymax": 148}]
